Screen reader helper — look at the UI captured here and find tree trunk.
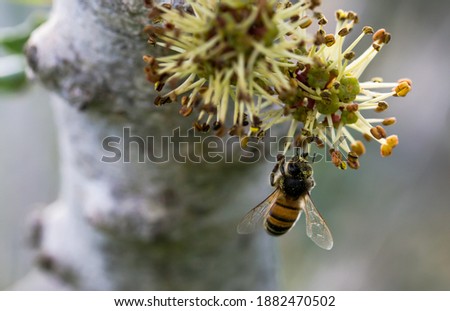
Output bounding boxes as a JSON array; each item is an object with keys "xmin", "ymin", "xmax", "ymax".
[{"xmin": 15, "ymin": 0, "xmax": 276, "ymax": 290}]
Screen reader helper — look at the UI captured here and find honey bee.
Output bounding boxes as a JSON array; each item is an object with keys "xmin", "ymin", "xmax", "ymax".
[{"xmin": 237, "ymin": 154, "xmax": 333, "ymax": 250}]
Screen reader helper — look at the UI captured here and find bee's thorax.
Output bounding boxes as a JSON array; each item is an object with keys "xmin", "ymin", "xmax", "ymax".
[{"xmin": 280, "ymin": 175, "xmax": 313, "ymax": 199}]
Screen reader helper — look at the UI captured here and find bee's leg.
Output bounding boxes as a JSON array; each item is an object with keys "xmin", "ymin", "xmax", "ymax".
[
  {"xmin": 301, "ymin": 153, "xmax": 309, "ymax": 163},
  {"xmin": 270, "ymin": 155, "xmax": 284, "ymax": 186},
  {"xmin": 270, "ymin": 165, "xmax": 278, "ymax": 186},
  {"xmin": 294, "ymin": 144, "xmax": 310, "ymax": 162},
  {"xmin": 300, "ymin": 135, "xmax": 316, "ymax": 160},
  {"xmin": 279, "ymin": 155, "xmax": 286, "ymax": 177},
  {"xmin": 270, "ymin": 170, "xmax": 276, "ymax": 186},
  {"xmin": 300, "ymin": 146, "xmax": 308, "ymax": 158},
  {"xmin": 292, "ymin": 151, "xmax": 300, "ymax": 162},
  {"xmin": 276, "ymin": 153, "xmax": 285, "ymax": 163}
]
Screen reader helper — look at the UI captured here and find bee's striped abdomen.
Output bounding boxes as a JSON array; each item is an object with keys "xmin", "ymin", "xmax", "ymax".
[{"xmin": 264, "ymin": 196, "xmax": 301, "ymax": 236}]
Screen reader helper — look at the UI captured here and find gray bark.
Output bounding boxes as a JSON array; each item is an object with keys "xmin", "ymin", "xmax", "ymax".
[{"xmin": 15, "ymin": 0, "xmax": 276, "ymax": 290}]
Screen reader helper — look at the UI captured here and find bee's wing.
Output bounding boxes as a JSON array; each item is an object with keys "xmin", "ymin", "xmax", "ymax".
[
  {"xmin": 302, "ymin": 193, "xmax": 334, "ymax": 250},
  {"xmin": 237, "ymin": 189, "xmax": 280, "ymax": 234}
]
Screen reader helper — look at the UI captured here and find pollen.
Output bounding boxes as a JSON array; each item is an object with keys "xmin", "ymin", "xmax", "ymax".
[
  {"xmin": 351, "ymin": 140, "xmax": 366, "ymax": 156},
  {"xmin": 386, "ymin": 135, "xmax": 399, "ymax": 147},
  {"xmin": 394, "ymin": 79, "xmax": 412, "ymax": 97},
  {"xmin": 380, "ymin": 143, "xmax": 393, "ymax": 157},
  {"xmin": 382, "ymin": 117, "xmax": 397, "ymax": 126}
]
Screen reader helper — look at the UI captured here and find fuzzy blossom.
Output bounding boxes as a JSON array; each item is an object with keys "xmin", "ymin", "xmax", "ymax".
[
  {"xmin": 144, "ymin": 0, "xmax": 320, "ymax": 136},
  {"xmin": 269, "ymin": 9, "xmax": 412, "ymax": 169},
  {"xmin": 143, "ymin": 2, "xmax": 412, "ymax": 170}
]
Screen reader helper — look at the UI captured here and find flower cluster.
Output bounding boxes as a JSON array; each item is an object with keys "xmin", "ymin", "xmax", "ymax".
[
  {"xmin": 275, "ymin": 9, "xmax": 412, "ymax": 169},
  {"xmin": 144, "ymin": 0, "xmax": 411, "ymax": 169},
  {"xmin": 144, "ymin": 0, "xmax": 319, "ymax": 135}
]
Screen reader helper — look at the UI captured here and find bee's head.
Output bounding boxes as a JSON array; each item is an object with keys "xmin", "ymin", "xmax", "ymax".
[
  {"xmin": 287, "ymin": 157, "xmax": 313, "ymax": 178},
  {"xmin": 287, "ymin": 161, "xmax": 301, "ymax": 177}
]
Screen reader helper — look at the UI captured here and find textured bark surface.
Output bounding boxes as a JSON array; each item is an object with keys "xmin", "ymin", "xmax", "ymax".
[{"xmin": 15, "ymin": 0, "xmax": 277, "ymax": 290}]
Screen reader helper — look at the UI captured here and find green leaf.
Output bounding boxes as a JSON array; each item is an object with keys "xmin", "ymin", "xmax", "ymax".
[
  {"xmin": 0, "ymin": 54, "xmax": 27, "ymax": 91},
  {"xmin": 0, "ymin": 11, "xmax": 47, "ymax": 53}
]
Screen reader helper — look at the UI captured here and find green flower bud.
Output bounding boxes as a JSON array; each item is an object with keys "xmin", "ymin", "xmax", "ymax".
[
  {"xmin": 341, "ymin": 110, "xmax": 359, "ymax": 124},
  {"xmin": 338, "ymin": 75, "xmax": 360, "ymax": 103},
  {"xmin": 316, "ymin": 93, "xmax": 340, "ymax": 114},
  {"xmin": 307, "ymin": 66, "xmax": 330, "ymax": 89},
  {"xmin": 292, "ymin": 106, "xmax": 308, "ymax": 123}
]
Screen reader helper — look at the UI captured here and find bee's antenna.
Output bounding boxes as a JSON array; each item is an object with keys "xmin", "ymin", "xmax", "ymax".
[
  {"xmin": 301, "ymin": 151, "xmax": 309, "ymax": 159},
  {"xmin": 312, "ymin": 152, "xmax": 317, "ymax": 163}
]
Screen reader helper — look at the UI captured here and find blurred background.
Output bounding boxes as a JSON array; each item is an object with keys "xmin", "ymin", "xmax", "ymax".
[
  {"xmin": 1, "ymin": 0, "xmax": 449, "ymax": 290},
  {"xmin": 0, "ymin": 0, "xmax": 54, "ymax": 289}
]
